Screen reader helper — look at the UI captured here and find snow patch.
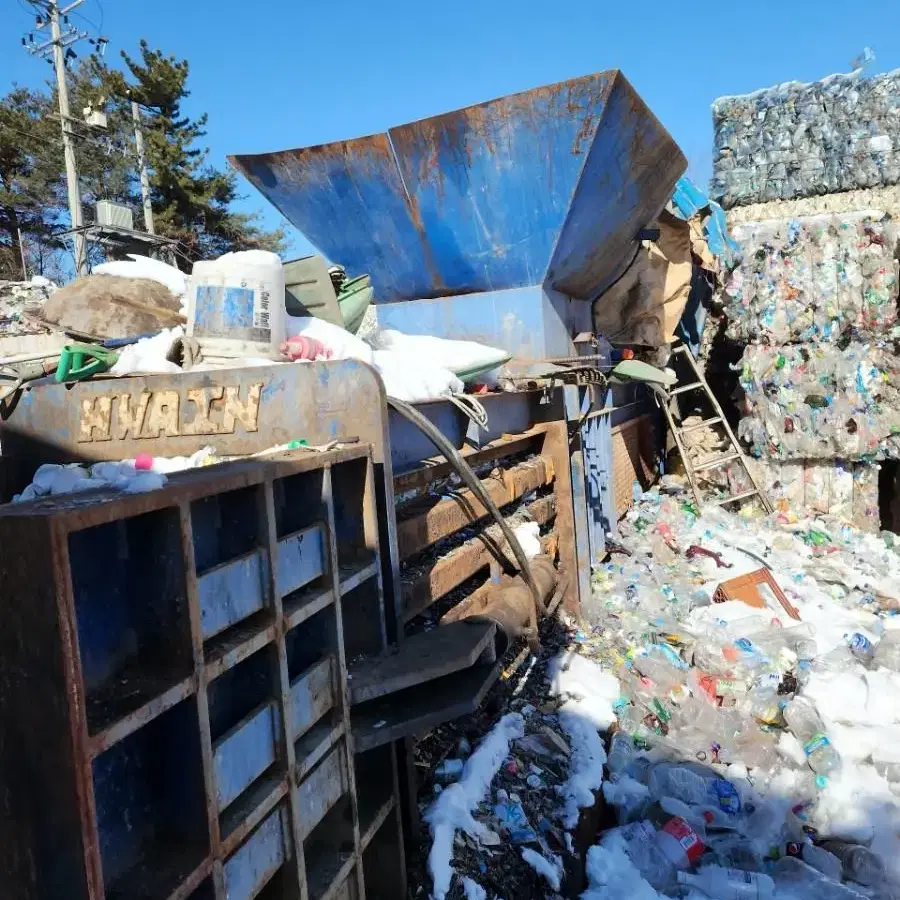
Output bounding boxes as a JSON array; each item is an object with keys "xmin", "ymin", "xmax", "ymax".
[
  {"xmin": 550, "ymin": 652, "xmax": 619, "ymax": 828},
  {"xmin": 424, "ymin": 712, "xmax": 525, "ymax": 900},
  {"xmin": 520, "ymin": 847, "xmax": 562, "ymax": 891}
]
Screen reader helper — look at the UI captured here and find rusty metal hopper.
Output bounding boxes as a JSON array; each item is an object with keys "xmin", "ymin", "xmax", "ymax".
[{"xmin": 230, "ymin": 71, "xmax": 686, "ymax": 303}]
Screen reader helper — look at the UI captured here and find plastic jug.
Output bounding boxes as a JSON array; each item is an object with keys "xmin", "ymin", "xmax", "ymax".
[{"xmin": 188, "ymin": 250, "xmax": 286, "ymax": 361}]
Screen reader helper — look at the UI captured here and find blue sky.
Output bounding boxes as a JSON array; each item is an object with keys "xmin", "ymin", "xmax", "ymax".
[{"xmin": 2, "ymin": 0, "xmax": 896, "ymax": 258}]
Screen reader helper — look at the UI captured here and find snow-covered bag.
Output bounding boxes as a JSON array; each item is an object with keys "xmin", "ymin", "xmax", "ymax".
[
  {"xmin": 368, "ymin": 328, "xmax": 509, "ymax": 380},
  {"xmin": 283, "ymin": 316, "xmax": 374, "ymax": 364}
]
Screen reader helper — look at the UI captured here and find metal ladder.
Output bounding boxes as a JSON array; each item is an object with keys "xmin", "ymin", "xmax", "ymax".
[{"xmin": 660, "ymin": 344, "xmax": 773, "ymax": 513}]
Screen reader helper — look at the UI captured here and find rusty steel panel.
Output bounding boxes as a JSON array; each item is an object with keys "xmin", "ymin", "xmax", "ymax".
[
  {"xmin": 392, "ymin": 426, "xmax": 547, "ymax": 495},
  {"xmin": 0, "ymin": 360, "xmax": 387, "ymax": 484},
  {"xmin": 347, "ymin": 620, "xmax": 496, "ymax": 705},
  {"xmin": 396, "ymin": 456, "xmax": 554, "ymax": 560},
  {"xmin": 0, "ymin": 446, "xmax": 381, "ymax": 900},
  {"xmin": 230, "ymin": 71, "xmax": 685, "ymax": 303}
]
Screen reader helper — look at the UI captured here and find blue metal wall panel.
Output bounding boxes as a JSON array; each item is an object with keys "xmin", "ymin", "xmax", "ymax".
[
  {"xmin": 232, "ymin": 134, "xmax": 436, "ymax": 302},
  {"xmin": 223, "ymin": 807, "xmax": 288, "ymax": 900},
  {"xmin": 388, "ymin": 392, "xmax": 535, "ymax": 473},
  {"xmin": 376, "ymin": 286, "xmax": 591, "ymax": 360},
  {"xmin": 376, "ymin": 286, "xmax": 547, "ymax": 357},
  {"xmin": 198, "ymin": 550, "xmax": 268, "ymax": 640},
  {"xmin": 213, "ymin": 703, "xmax": 279, "ymax": 810}
]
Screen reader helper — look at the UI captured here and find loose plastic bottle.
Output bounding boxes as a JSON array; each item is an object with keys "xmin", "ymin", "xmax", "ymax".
[
  {"xmin": 786, "ymin": 841, "xmax": 844, "ymax": 882},
  {"xmin": 822, "ymin": 840, "xmax": 886, "ymax": 886},
  {"xmin": 677, "ymin": 865, "xmax": 775, "ymax": 899},
  {"xmin": 783, "ymin": 697, "xmax": 841, "ymax": 775},
  {"xmin": 648, "ymin": 763, "xmax": 742, "ymax": 815},
  {"xmin": 622, "ymin": 817, "xmax": 705, "ymax": 891},
  {"xmin": 773, "ymin": 857, "xmax": 869, "ymax": 899},
  {"xmin": 607, "ymin": 731, "xmax": 636, "ymax": 782}
]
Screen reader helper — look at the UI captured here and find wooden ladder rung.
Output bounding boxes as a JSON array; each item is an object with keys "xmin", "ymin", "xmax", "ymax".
[
  {"xmin": 716, "ymin": 489, "xmax": 760, "ymax": 505},
  {"xmin": 679, "ymin": 416, "xmax": 723, "ymax": 435}
]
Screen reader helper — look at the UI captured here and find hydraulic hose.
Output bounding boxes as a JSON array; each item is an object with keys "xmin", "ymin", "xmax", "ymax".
[{"xmin": 387, "ymin": 395, "xmax": 547, "ymax": 614}]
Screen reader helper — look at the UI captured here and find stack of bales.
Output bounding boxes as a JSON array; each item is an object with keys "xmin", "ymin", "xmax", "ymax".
[{"xmin": 711, "ymin": 70, "xmax": 900, "ymax": 530}]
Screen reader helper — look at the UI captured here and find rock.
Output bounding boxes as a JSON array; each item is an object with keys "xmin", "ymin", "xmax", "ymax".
[{"xmin": 39, "ymin": 275, "xmax": 184, "ymax": 339}]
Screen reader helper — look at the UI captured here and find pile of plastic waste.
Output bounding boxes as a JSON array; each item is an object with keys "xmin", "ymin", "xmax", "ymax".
[
  {"xmin": 0, "ymin": 277, "xmax": 56, "ymax": 337},
  {"xmin": 723, "ymin": 213, "xmax": 899, "ymax": 344},
  {"xmin": 579, "ymin": 481, "xmax": 900, "ymax": 899},
  {"xmin": 711, "ymin": 68, "xmax": 900, "ymax": 209},
  {"xmin": 735, "ymin": 342, "xmax": 900, "ymax": 460}
]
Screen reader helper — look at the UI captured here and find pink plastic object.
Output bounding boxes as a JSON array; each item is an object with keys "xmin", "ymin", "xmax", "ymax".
[
  {"xmin": 134, "ymin": 453, "xmax": 154, "ymax": 471},
  {"xmin": 280, "ymin": 335, "xmax": 333, "ymax": 361}
]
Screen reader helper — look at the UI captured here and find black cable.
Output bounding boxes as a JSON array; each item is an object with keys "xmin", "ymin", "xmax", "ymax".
[{"xmin": 386, "ymin": 395, "xmax": 548, "ymax": 613}]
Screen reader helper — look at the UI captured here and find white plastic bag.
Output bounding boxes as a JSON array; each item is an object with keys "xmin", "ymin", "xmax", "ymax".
[{"xmin": 371, "ymin": 350, "xmax": 462, "ymax": 401}]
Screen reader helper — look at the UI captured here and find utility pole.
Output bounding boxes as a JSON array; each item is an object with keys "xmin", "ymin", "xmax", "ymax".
[
  {"xmin": 25, "ymin": 0, "xmax": 90, "ymax": 276},
  {"xmin": 131, "ymin": 100, "xmax": 155, "ymax": 235},
  {"xmin": 16, "ymin": 225, "xmax": 29, "ymax": 280}
]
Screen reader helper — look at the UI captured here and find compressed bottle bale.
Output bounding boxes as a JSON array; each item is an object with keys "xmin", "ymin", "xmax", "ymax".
[
  {"xmin": 723, "ymin": 212, "xmax": 898, "ymax": 344},
  {"xmin": 738, "ymin": 458, "xmax": 881, "ymax": 531},
  {"xmin": 712, "ymin": 69, "xmax": 900, "ymax": 209},
  {"xmin": 736, "ymin": 343, "xmax": 900, "ymax": 460}
]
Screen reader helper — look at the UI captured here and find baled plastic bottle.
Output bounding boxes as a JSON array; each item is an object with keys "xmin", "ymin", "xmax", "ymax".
[
  {"xmin": 677, "ymin": 865, "xmax": 775, "ymax": 900},
  {"xmin": 783, "ymin": 697, "xmax": 841, "ymax": 775},
  {"xmin": 875, "ymin": 631, "xmax": 900, "ymax": 670}
]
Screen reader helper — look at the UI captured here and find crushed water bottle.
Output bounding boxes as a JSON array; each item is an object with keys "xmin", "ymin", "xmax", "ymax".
[
  {"xmin": 821, "ymin": 840, "xmax": 886, "ymax": 887},
  {"xmin": 783, "ymin": 697, "xmax": 841, "ymax": 776},
  {"xmin": 607, "ymin": 731, "xmax": 636, "ymax": 782}
]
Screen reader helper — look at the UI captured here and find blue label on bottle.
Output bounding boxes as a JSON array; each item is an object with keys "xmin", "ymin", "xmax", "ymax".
[
  {"xmin": 803, "ymin": 733, "xmax": 830, "ymax": 756},
  {"xmin": 710, "ymin": 778, "xmax": 742, "ymax": 815}
]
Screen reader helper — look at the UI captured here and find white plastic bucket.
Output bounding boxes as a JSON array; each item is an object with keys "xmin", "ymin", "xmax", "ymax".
[{"xmin": 188, "ymin": 251, "xmax": 286, "ymax": 359}]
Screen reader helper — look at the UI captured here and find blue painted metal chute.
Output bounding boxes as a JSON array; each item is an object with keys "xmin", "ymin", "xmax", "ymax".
[{"xmin": 230, "ymin": 71, "xmax": 686, "ymax": 308}]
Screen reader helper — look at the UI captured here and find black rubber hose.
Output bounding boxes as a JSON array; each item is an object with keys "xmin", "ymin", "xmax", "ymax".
[{"xmin": 387, "ymin": 395, "xmax": 547, "ymax": 613}]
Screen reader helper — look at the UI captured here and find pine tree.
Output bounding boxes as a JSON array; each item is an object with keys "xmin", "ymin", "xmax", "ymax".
[
  {"xmin": 0, "ymin": 87, "xmax": 65, "ymax": 279},
  {"xmin": 101, "ymin": 41, "xmax": 285, "ymax": 264},
  {"xmin": 0, "ymin": 42, "xmax": 284, "ymax": 279}
]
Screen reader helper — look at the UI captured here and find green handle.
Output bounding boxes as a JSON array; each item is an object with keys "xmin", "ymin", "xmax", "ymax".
[{"xmin": 55, "ymin": 344, "xmax": 120, "ymax": 383}]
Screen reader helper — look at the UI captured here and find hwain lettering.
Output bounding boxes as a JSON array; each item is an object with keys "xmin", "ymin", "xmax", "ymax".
[{"xmin": 77, "ymin": 383, "xmax": 263, "ymax": 442}]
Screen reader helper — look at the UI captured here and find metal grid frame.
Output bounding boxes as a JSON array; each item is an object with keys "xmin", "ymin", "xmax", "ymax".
[{"xmin": 0, "ymin": 446, "xmax": 405, "ymax": 900}]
